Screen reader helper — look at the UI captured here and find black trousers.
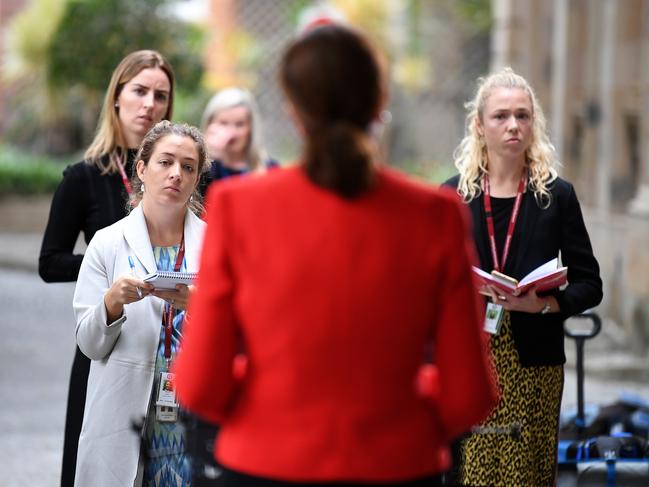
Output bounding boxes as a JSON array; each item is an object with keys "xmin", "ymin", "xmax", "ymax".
[
  {"xmin": 219, "ymin": 468, "xmax": 443, "ymax": 487},
  {"xmin": 60, "ymin": 346, "xmax": 90, "ymax": 487}
]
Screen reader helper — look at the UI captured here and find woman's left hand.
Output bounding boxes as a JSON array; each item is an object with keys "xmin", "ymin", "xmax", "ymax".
[
  {"xmin": 486, "ymin": 285, "xmax": 553, "ymax": 314},
  {"xmin": 151, "ymin": 284, "xmax": 195, "ymax": 311}
]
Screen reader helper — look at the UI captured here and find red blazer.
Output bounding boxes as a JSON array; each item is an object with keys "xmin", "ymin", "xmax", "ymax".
[{"xmin": 174, "ymin": 166, "xmax": 497, "ymax": 483}]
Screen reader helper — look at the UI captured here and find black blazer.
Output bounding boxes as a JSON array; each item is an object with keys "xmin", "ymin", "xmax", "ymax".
[
  {"xmin": 444, "ymin": 175, "xmax": 603, "ymax": 366},
  {"xmin": 39, "ymin": 152, "xmax": 136, "ymax": 283}
]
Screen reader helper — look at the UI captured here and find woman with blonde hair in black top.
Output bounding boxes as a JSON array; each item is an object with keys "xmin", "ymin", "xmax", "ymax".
[
  {"xmin": 445, "ymin": 67, "xmax": 602, "ymax": 486},
  {"xmin": 39, "ymin": 49, "xmax": 175, "ymax": 487}
]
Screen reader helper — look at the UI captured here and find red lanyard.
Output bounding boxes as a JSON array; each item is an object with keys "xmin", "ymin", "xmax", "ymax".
[
  {"xmin": 482, "ymin": 172, "xmax": 526, "ymax": 272},
  {"xmin": 112, "ymin": 153, "xmax": 133, "ymax": 196},
  {"xmin": 163, "ymin": 235, "xmax": 185, "ymax": 364}
]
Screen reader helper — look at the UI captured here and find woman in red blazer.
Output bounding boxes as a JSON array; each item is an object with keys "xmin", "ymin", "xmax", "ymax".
[{"xmin": 174, "ymin": 24, "xmax": 497, "ymax": 487}]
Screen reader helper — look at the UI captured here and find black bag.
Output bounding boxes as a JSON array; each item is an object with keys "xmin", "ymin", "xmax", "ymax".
[
  {"xmin": 181, "ymin": 412, "xmax": 222, "ymax": 486},
  {"xmin": 583, "ymin": 435, "xmax": 648, "ymax": 460},
  {"xmin": 564, "ymin": 433, "xmax": 648, "ymax": 462},
  {"xmin": 558, "ymin": 314, "xmax": 649, "ymax": 487}
]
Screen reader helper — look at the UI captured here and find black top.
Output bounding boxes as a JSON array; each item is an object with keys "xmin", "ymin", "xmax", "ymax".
[
  {"xmin": 197, "ymin": 158, "xmax": 280, "ymax": 194},
  {"xmin": 39, "ymin": 150, "xmax": 136, "ymax": 283},
  {"xmin": 210, "ymin": 158, "xmax": 279, "ymax": 180},
  {"xmin": 490, "ymin": 196, "xmax": 516, "ymax": 265},
  {"xmin": 444, "ymin": 175, "xmax": 603, "ymax": 366}
]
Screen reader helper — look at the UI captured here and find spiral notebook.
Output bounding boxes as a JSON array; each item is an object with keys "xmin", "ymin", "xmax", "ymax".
[{"xmin": 143, "ymin": 271, "xmax": 197, "ymax": 290}]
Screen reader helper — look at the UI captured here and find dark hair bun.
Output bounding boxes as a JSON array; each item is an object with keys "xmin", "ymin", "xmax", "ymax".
[
  {"xmin": 305, "ymin": 121, "xmax": 374, "ymax": 199},
  {"xmin": 280, "ymin": 24, "xmax": 384, "ymax": 198}
]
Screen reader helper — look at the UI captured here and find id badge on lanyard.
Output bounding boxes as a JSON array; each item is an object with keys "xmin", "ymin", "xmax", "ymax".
[
  {"xmin": 484, "ymin": 302, "xmax": 505, "ymax": 335},
  {"xmin": 156, "ymin": 371, "xmax": 179, "ymax": 422},
  {"xmin": 482, "ymin": 172, "xmax": 526, "ymax": 335}
]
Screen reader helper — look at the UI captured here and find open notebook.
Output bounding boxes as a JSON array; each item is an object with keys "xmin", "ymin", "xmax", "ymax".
[{"xmin": 472, "ymin": 258, "xmax": 567, "ymax": 296}]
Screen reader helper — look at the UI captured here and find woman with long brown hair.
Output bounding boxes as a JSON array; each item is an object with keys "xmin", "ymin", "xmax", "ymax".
[{"xmin": 39, "ymin": 50, "xmax": 175, "ymax": 486}]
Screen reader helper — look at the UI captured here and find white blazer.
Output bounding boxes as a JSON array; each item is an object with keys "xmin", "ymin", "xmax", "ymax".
[{"xmin": 73, "ymin": 205, "xmax": 205, "ymax": 487}]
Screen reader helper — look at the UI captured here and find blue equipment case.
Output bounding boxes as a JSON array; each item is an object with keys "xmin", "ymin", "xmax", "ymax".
[{"xmin": 557, "ymin": 312, "xmax": 649, "ymax": 487}]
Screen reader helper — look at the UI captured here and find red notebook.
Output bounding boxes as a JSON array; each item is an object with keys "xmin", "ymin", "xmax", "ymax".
[{"xmin": 472, "ymin": 258, "xmax": 567, "ymax": 296}]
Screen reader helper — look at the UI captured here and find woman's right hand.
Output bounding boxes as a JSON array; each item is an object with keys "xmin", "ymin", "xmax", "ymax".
[
  {"xmin": 103, "ymin": 275, "xmax": 153, "ymax": 324},
  {"xmin": 204, "ymin": 123, "xmax": 234, "ymax": 160}
]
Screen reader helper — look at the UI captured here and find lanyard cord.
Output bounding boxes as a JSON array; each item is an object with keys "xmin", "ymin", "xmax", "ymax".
[
  {"xmin": 112, "ymin": 153, "xmax": 133, "ymax": 196},
  {"xmin": 163, "ymin": 236, "xmax": 185, "ymax": 365},
  {"xmin": 482, "ymin": 171, "xmax": 526, "ymax": 272}
]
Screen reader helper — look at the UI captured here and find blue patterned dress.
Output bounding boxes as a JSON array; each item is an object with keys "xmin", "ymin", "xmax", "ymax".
[{"xmin": 143, "ymin": 245, "xmax": 192, "ymax": 486}]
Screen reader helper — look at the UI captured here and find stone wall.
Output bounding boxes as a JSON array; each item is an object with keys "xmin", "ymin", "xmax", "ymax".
[{"xmin": 584, "ymin": 207, "xmax": 649, "ymax": 359}]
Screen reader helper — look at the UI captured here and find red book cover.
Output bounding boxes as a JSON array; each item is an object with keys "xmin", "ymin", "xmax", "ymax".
[{"xmin": 472, "ymin": 258, "xmax": 567, "ymax": 296}]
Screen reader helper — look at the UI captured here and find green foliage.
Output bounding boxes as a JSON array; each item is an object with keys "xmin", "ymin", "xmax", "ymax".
[
  {"xmin": 288, "ymin": 0, "xmax": 315, "ymax": 26},
  {"xmin": 172, "ymin": 90, "xmax": 212, "ymax": 128},
  {"xmin": 2, "ymin": 0, "xmax": 205, "ymax": 156},
  {"xmin": 2, "ymin": 0, "xmax": 68, "ymax": 150},
  {"xmin": 0, "ymin": 145, "xmax": 69, "ymax": 195},
  {"xmin": 2, "ymin": 0, "xmax": 66, "ymax": 82},
  {"xmin": 47, "ymin": 0, "xmax": 204, "ymax": 95},
  {"xmin": 452, "ymin": 0, "xmax": 492, "ymax": 33}
]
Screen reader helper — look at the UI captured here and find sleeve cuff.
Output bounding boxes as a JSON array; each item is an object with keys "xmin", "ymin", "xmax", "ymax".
[
  {"xmin": 106, "ymin": 314, "xmax": 127, "ymax": 328},
  {"xmin": 554, "ymin": 290, "xmax": 572, "ymax": 320}
]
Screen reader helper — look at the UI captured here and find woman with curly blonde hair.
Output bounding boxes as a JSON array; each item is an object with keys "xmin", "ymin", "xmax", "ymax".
[
  {"xmin": 453, "ymin": 67, "xmax": 558, "ymax": 206},
  {"xmin": 444, "ymin": 68, "xmax": 602, "ymax": 486}
]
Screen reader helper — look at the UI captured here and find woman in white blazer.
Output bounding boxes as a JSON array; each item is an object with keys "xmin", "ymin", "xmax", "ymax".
[{"xmin": 73, "ymin": 121, "xmax": 208, "ymax": 487}]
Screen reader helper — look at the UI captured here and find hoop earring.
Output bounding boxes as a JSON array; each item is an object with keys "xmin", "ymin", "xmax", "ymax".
[{"xmin": 141, "ymin": 183, "xmax": 145, "ymax": 193}]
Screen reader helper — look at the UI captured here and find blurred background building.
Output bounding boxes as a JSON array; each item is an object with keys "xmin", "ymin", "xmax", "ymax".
[
  {"xmin": 1, "ymin": 0, "xmax": 648, "ymax": 363},
  {"xmin": 490, "ymin": 0, "xmax": 649, "ymax": 360}
]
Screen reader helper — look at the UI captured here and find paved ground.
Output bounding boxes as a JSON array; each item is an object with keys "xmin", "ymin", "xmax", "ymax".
[
  {"xmin": 0, "ymin": 196, "xmax": 77, "ymax": 486},
  {"xmin": 0, "ymin": 268, "xmax": 75, "ymax": 486},
  {"xmin": 0, "ymin": 195, "xmax": 52, "ymax": 271},
  {"xmin": 1, "ymin": 195, "xmax": 648, "ymax": 485}
]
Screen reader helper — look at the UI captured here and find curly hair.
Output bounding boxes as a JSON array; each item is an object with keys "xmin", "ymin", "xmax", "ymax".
[
  {"xmin": 129, "ymin": 121, "xmax": 208, "ymax": 215},
  {"xmin": 452, "ymin": 67, "xmax": 559, "ymax": 207}
]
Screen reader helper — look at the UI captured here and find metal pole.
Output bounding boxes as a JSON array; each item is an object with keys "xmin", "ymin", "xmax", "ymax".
[
  {"xmin": 575, "ymin": 336, "xmax": 585, "ymax": 438},
  {"xmin": 551, "ymin": 0, "xmax": 569, "ymax": 166},
  {"xmin": 597, "ymin": 0, "xmax": 616, "ymax": 217}
]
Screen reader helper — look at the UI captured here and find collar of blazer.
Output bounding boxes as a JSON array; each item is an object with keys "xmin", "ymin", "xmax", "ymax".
[{"xmin": 122, "ymin": 205, "xmax": 205, "ymax": 275}]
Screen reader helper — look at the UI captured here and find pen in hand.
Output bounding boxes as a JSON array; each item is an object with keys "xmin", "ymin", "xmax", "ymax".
[{"xmin": 128, "ymin": 255, "xmax": 143, "ymax": 299}]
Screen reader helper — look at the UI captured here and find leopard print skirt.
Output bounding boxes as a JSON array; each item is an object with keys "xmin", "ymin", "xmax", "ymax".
[{"xmin": 458, "ymin": 310, "xmax": 564, "ymax": 487}]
